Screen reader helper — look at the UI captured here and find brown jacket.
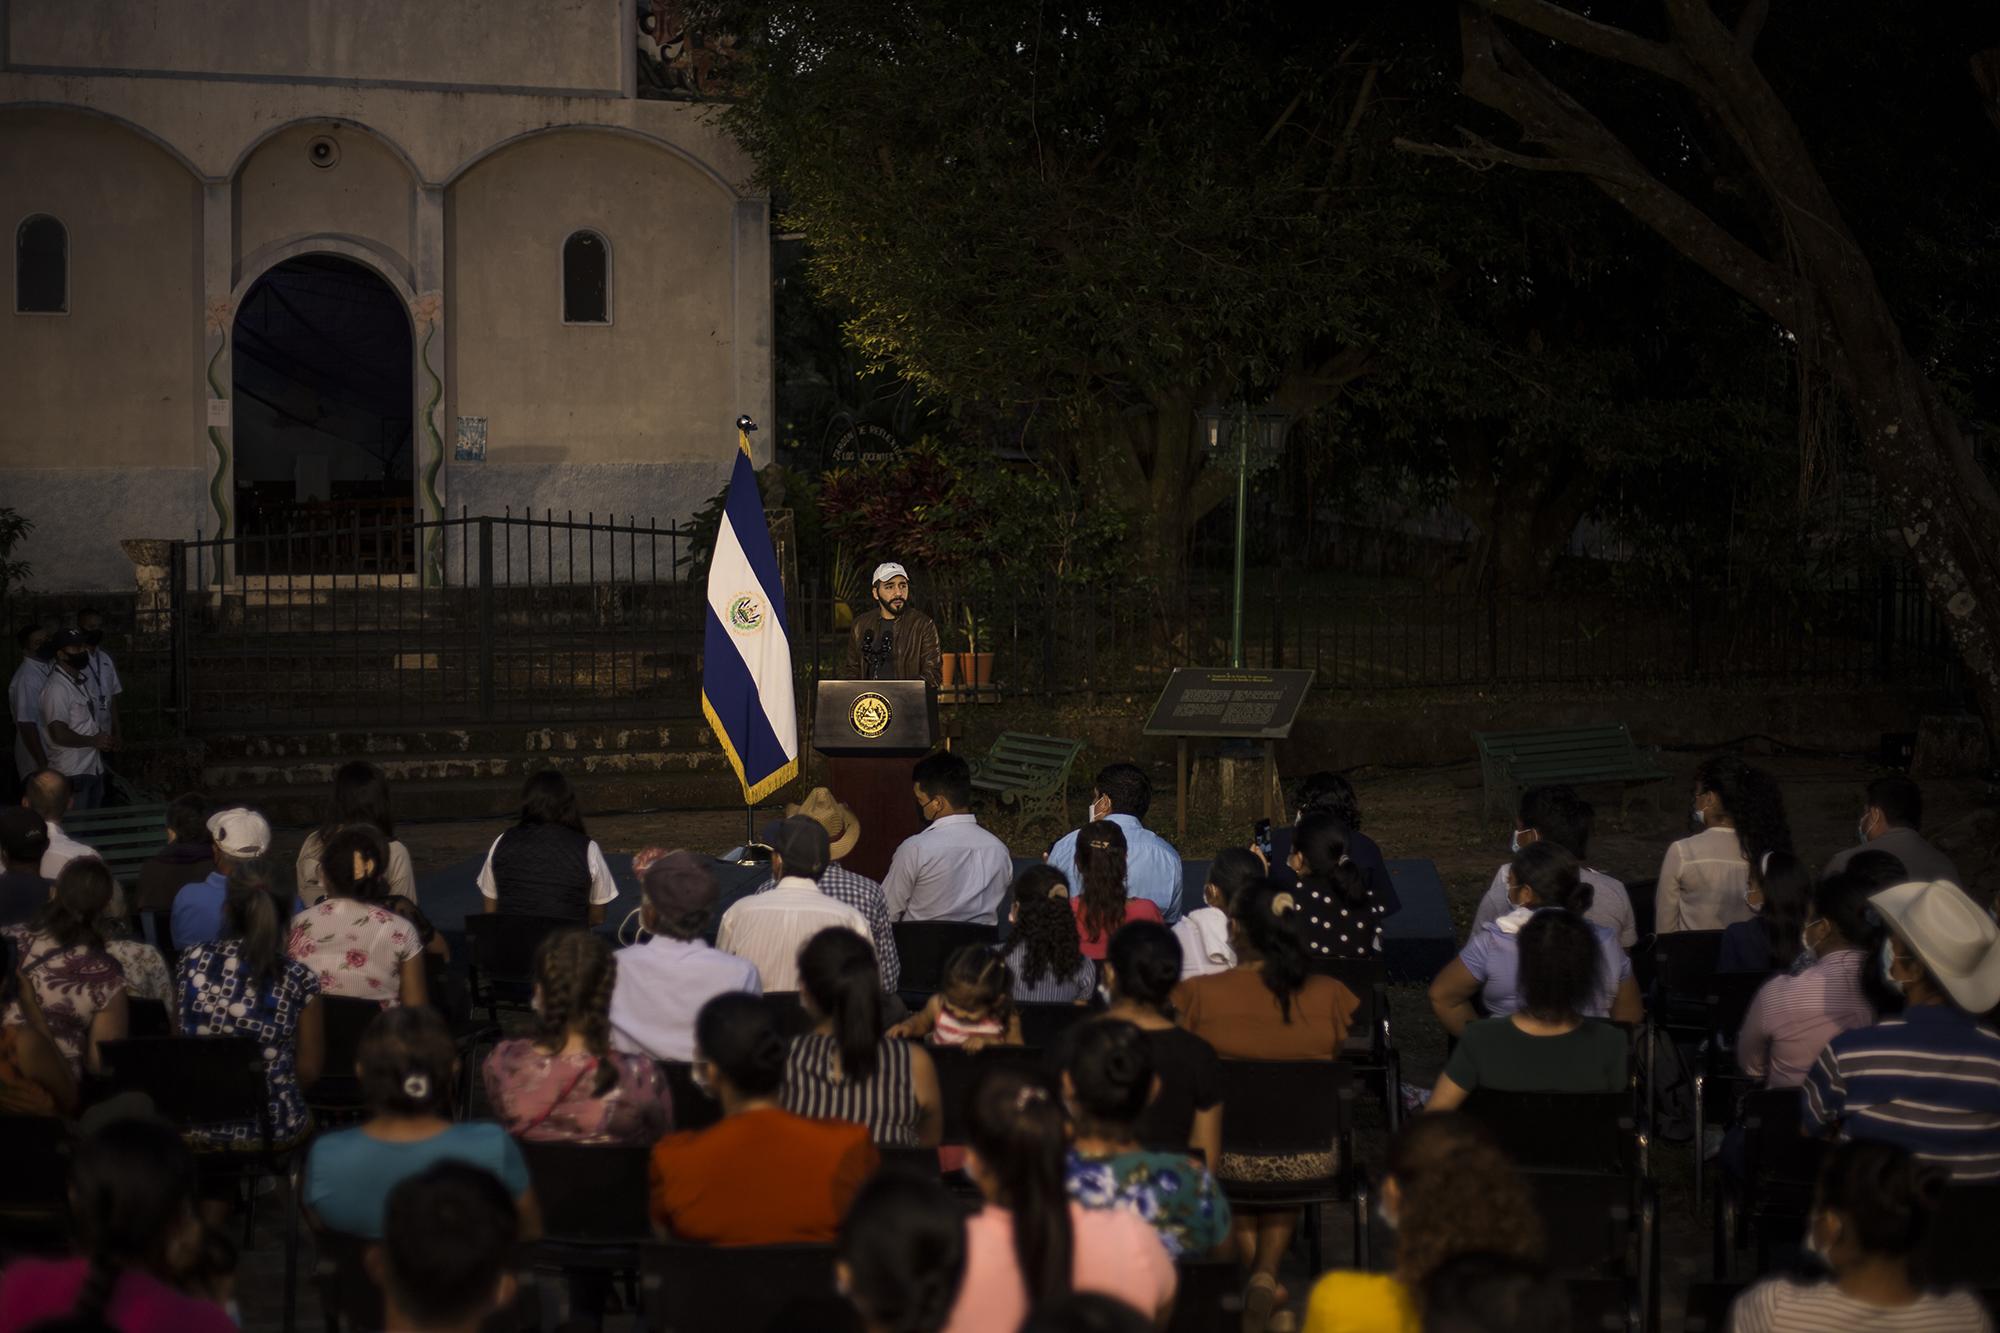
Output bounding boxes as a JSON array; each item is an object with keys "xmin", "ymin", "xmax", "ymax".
[{"xmin": 840, "ymin": 608, "xmax": 942, "ymax": 688}]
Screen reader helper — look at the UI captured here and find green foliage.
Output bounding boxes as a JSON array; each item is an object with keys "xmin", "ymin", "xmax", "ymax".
[
  {"xmin": 0, "ymin": 507, "xmax": 32, "ymax": 602},
  {"xmin": 678, "ymin": 466, "xmax": 826, "ymax": 585}
]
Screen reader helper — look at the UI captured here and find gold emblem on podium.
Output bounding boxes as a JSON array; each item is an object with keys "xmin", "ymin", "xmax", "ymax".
[{"xmin": 850, "ymin": 691, "xmax": 892, "ymax": 739}]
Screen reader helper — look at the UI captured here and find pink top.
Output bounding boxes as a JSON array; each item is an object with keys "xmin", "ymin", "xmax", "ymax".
[
  {"xmin": 285, "ymin": 899, "xmax": 423, "ymax": 1002},
  {"xmin": 1737, "ymin": 948, "xmax": 1876, "ymax": 1088},
  {"xmin": 481, "ymin": 1039, "xmax": 675, "ymax": 1145},
  {"xmin": 932, "ymin": 1009, "xmax": 1007, "ymax": 1047},
  {"xmin": 1072, "ymin": 897, "xmax": 1165, "ymax": 961},
  {"xmin": 943, "ymin": 1201, "xmax": 1176, "ymax": 1332},
  {"xmin": 0, "ymin": 1258, "xmax": 237, "ymax": 1333}
]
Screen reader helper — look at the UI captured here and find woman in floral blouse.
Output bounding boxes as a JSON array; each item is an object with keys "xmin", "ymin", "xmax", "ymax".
[
  {"xmin": 287, "ymin": 825, "xmax": 426, "ymax": 1007},
  {"xmin": 1061, "ymin": 1018, "xmax": 1230, "ymax": 1261},
  {"xmin": 481, "ymin": 929, "xmax": 671, "ymax": 1144},
  {"xmin": 178, "ymin": 860, "xmax": 324, "ymax": 1148},
  {"xmin": 1, "ymin": 857, "xmax": 128, "ymax": 1079}
]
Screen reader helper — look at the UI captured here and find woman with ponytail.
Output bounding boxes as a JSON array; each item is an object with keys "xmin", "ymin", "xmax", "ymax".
[
  {"xmin": 651, "ymin": 992, "xmax": 877, "ymax": 1244},
  {"xmin": 1071, "ymin": 821, "xmax": 1161, "ymax": 961},
  {"xmin": 482, "ymin": 928, "xmax": 672, "ymax": 1144},
  {"xmin": 1718, "ymin": 850, "xmax": 1813, "ymax": 976},
  {"xmin": 944, "ymin": 1062, "xmax": 1175, "ymax": 1332},
  {"xmin": 175, "ymin": 859, "xmax": 323, "ymax": 1150},
  {"xmin": 1286, "ymin": 812, "xmax": 1386, "ymax": 961},
  {"xmin": 786, "ymin": 927, "xmax": 943, "ymax": 1148},
  {"xmin": 1172, "ymin": 879, "xmax": 1360, "ymax": 1326},
  {"xmin": 837, "ymin": 1171, "xmax": 967, "ymax": 1333},
  {"xmin": 2, "ymin": 856, "xmax": 128, "ymax": 1079},
  {"xmin": 305, "ymin": 1005, "xmax": 539, "ymax": 1241},
  {"xmin": 0, "ymin": 1117, "xmax": 235, "ymax": 1332},
  {"xmin": 286, "ymin": 823, "xmax": 428, "ymax": 1006}
]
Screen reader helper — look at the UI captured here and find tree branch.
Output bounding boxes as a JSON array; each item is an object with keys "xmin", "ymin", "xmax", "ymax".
[
  {"xmin": 1470, "ymin": 0, "xmax": 1698, "ymax": 86},
  {"xmin": 1733, "ymin": 0, "xmax": 1771, "ymax": 53}
]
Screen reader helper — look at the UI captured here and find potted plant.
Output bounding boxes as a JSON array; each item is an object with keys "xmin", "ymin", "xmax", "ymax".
[{"xmin": 962, "ymin": 605, "xmax": 994, "ymax": 689}]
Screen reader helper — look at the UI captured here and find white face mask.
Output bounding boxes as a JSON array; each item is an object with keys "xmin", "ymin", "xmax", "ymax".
[
  {"xmin": 1692, "ymin": 799, "xmax": 1706, "ymax": 827},
  {"xmin": 1880, "ymin": 939, "xmax": 1906, "ymax": 996},
  {"xmin": 1509, "ymin": 829, "xmax": 1523, "ymax": 854},
  {"xmin": 1857, "ymin": 814, "xmax": 1873, "ymax": 843},
  {"xmin": 1745, "ymin": 890, "xmax": 1764, "ymax": 915},
  {"xmin": 1804, "ymin": 1212, "xmax": 1834, "ymax": 1269}
]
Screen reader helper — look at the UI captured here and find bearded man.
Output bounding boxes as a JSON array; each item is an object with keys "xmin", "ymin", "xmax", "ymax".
[{"xmin": 839, "ymin": 562, "xmax": 942, "ymax": 688}]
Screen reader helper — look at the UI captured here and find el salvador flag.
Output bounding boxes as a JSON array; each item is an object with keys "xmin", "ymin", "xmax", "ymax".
[{"xmin": 701, "ymin": 428, "xmax": 798, "ymax": 803}]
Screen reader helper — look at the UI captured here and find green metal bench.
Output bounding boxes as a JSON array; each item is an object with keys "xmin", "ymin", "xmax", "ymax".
[
  {"xmin": 969, "ymin": 733, "xmax": 1086, "ymax": 831},
  {"xmin": 59, "ymin": 804, "xmax": 169, "ymax": 887},
  {"xmin": 1472, "ymin": 724, "xmax": 1669, "ymax": 822}
]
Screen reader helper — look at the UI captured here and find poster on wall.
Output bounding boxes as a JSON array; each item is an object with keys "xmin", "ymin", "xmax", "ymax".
[{"xmin": 454, "ymin": 415, "xmax": 488, "ymax": 462}]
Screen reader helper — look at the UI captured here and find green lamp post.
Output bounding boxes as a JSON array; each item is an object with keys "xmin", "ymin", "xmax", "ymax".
[{"xmin": 1196, "ymin": 400, "xmax": 1292, "ymax": 667}]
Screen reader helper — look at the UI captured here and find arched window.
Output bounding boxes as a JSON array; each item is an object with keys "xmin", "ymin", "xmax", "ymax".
[
  {"xmin": 15, "ymin": 215, "xmax": 67, "ymax": 314},
  {"xmin": 562, "ymin": 230, "xmax": 610, "ymax": 324}
]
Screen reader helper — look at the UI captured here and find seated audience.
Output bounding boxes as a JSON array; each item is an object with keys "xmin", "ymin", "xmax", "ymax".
[
  {"xmin": 0, "ymin": 934, "xmax": 75, "ymax": 1115},
  {"xmin": 178, "ymin": 860, "xmax": 322, "ymax": 1149},
  {"xmin": 1071, "ymin": 821, "xmax": 1162, "ymax": 960},
  {"xmin": 0, "ymin": 1116, "xmax": 235, "ymax": 1332},
  {"xmin": 306, "ymin": 1006, "xmax": 537, "ymax": 1239},
  {"xmin": 286, "ymin": 824, "xmax": 426, "ymax": 1006},
  {"xmin": 1467, "ymin": 785, "xmax": 1634, "ymax": 947},
  {"xmin": 23, "ymin": 771, "xmax": 95, "ymax": 882},
  {"xmin": 1737, "ymin": 870, "xmax": 1886, "ymax": 1089},
  {"xmin": 1062, "ymin": 1018, "xmax": 1230, "ymax": 1260},
  {"xmin": 944, "ymin": 1061, "xmax": 1175, "ymax": 1332},
  {"xmin": 2, "ymin": 856, "xmax": 128, "ymax": 1078},
  {"xmin": 296, "ymin": 760, "xmax": 418, "ymax": 905},
  {"xmin": 836, "ymin": 1171, "xmax": 968, "ymax": 1333},
  {"xmin": 1805, "ymin": 878, "xmax": 2000, "ymax": 1179},
  {"xmin": 1429, "ymin": 843, "xmax": 1641, "ymax": 1038},
  {"xmin": 1417, "ymin": 1253, "xmax": 1569, "ymax": 1333},
  {"xmin": 751, "ymin": 786, "xmax": 901, "ymax": 991},
  {"xmin": 1001, "ymin": 866, "xmax": 1098, "ymax": 1004},
  {"xmin": 1172, "ymin": 848, "xmax": 1257, "ymax": 980},
  {"xmin": 785, "ymin": 928, "xmax": 942, "ymax": 1148},
  {"xmin": 134, "ymin": 792, "xmax": 214, "ymax": 913},
  {"xmin": 649, "ymin": 991, "xmax": 878, "ymax": 1244},
  {"xmin": 1173, "ymin": 881, "xmax": 1357, "ymax": 1320},
  {"xmin": 1427, "ymin": 910, "xmax": 1629, "ymax": 1112},
  {"xmin": 373, "ymin": 1162, "xmax": 522, "ymax": 1333},
  {"xmin": 1717, "ymin": 850, "xmax": 1812, "ymax": 975},
  {"xmin": 717, "ymin": 816, "xmax": 872, "ymax": 992},
  {"xmin": 98, "ymin": 873, "xmax": 175, "ymax": 1025},
  {"xmin": 171, "ymin": 808, "xmax": 300, "ymax": 948},
  {"xmin": 1844, "ymin": 848, "xmax": 1911, "ymax": 890},
  {"xmin": 483, "ymin": 928, "xmax": 673, "ymax": 1144},
  {"xmin": 1286, "ymin": 811, "xmax": 1386, "ymax": 960},
  {"xmin": 1657, "ymin": 755, "xmax": 1791, "ymax": 933},
  {"xmin": 1727, "ymin": 1139, "xmax": 1991, "ymax": 1332},
  {"xmin": 1047, "ymin": 763, "xmax": 1183, "ymax": 923},
  {"xmin": 1302, "ymin": 1114, "xmax": 1544, "ymax": 1333},
  {"xmin": 608, "ymin": 848, "xmax": 761, "ymax": 1063},
  {"xmin": 475, "ymin": 770, "xmax": 616, "ymax": 923},
  {"xmin": 1822, "ymin": 775, "xmax": 1967, "ymax": 899},
  {"xmin": 892, "ymin": 945, "xmax": 1023, "ymax": 1050},
  {"xmin": 1265, "ymin": 771, "xmax": 1400, "ymax": 916},
  {"xmin": 0, "ymin": 805, "xmax": 50, "ymax": 926},
  {"xmin": 882, "ymin": 752, "xmax": 1012, "ymax": 923}
]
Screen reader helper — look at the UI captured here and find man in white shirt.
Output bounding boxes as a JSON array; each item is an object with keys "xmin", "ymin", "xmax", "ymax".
[
  {"xmin": 1046, "ymin": 762, "xmax": 1185, "ymax": 922},
  {"xmin": 22, "ymin": 770, "xmax": 96, "ymax": 881},
  {"xmin": 37, "ymin": 631, "xmax": 110, "ymax": 810},
  {"xmin": 76, "ymin": 608, "xmax": 123, "ymax": 745},
  {"xmin": 609, "ymin": 849, "xmax": 762, "ymax": 1063},
  {"xmin": 8, "ymin": 623, "xmax": 52, "ymax": 798},
  {"xmin": 716, "ymin": 817, "xmax": 871, "ymax": 992},
  {"xmin": 1468, "ymin": 784, "xmax": 1637, "ymax": 947},
  {"xmin": 881, "ymin": 752, "xmax": 1011, "ymax": 923}
]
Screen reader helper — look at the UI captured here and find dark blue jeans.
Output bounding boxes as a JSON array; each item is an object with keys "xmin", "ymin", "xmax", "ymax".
[{"xmin": 70, "ymin": 771, "xmax": 104, "ymax": 810}]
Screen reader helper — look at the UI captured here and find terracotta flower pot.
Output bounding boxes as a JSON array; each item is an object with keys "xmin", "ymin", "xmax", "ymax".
[
  {"xmin": 954, "ymin": 652, "xmax": 976, "ymax": 685},
  {"xmin": 940, "ymin": 654, "xmax": 960, "ymax": 688},
  {"xmin": 972, "ymin": 651, "xmax": 995, "ymax": 686}
]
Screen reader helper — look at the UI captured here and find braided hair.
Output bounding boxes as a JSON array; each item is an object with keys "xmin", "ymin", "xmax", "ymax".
[
  {"xmin": 532, "ymin": 928, "xmax": 621, "ymax": 1097},
  {"xmin": 1075, "ymin": 820, "xmax": 1130, "ymax": 943},
  {"xmin": 1009, "ymin": 865, "xmax": 1085, "ymax": 989},
  {"xmin": 50, "ymin": 1117, "xmax": 209, "ymax": 1330}
]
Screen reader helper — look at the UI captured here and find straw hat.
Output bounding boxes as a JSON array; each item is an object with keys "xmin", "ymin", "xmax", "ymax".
[
  {"xmin": 1869, "ymin": 879, "xmax": 2000, "ymax": 1014},
  {"xmin": 784, "ymin": 786, "xmax": 861, "ymax": 861}
]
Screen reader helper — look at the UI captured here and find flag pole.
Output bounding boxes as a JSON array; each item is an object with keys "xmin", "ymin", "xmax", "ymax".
[{"xmin": 739, "ymin": 416, "xmax": 758, "ymax": 854}]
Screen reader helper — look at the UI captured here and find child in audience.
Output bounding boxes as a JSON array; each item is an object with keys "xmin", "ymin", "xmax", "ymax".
[
  {"xmin": 836, "ymin": 1171, "xmax": 967, "ymax": 1333},
  {"xmin": 891, "ymin": 945, "xmax": 1024, "ymax": 1051},
  {"xmin": 304, "ymin": 1006, "xmax": 539, "ymax": 1241},
  {"xmin": 373, "ymin": 1162, "xmax": 522, "ymax": 1333},
  {"xmin": 1171, "ymin": 847, "xmax": 1258, "ymax": 980}
]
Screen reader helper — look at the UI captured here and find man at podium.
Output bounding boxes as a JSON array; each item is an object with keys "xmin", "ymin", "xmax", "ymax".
[{"xmin": 840, "ymin": 562, "xmax": 941, "ymax": 688}]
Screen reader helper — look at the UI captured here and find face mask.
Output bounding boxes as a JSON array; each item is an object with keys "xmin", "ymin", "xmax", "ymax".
[
  {"xmin": 1880, "ymin": 939, "xmax": 1905, "ymax": 997},
  {"xmin": 1509, "ymin": 829, "xmax": 1522, "ymax": 854},
  {"xmin": 1801, "ymin": 921, "xmax": 1822, "ymax": 957},
  {"xmin": 1745, "ymin": 892, "xmax": 1763, "ymax": 915},
  {"xmin": 1804, "ymin": 1213, "xmax": 1833, "ymax": 1269},
  {"xmin": 81, "ymin": 630, "xmax": 103, "ymax": 647},
  {"xmin": 1857, "ymin": 815, "xmax": 1872, "ymax": 843},
  {"xmin": 1692, "ymin": 802, "xmax": 1706, "ymax": 827},
  {"xmin": 60, "ymin": 652, "xmax": 88, "ymax": 673},
  {"xmin": 1374, "ymin": 1197, "xmax": 1399, "ymax": 1233},
  {"xmin": 690, "ymin": 1063, "xmax": 715, "ymax": 1097}
]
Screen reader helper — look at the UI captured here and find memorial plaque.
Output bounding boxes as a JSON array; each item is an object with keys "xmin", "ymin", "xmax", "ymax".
[{"xmin": 1142, "ymin": 667, "xmax": 1315, "ymax": 739}]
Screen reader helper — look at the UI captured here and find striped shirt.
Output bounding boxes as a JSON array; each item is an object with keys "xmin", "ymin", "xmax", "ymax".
[
  {"xmin": 752, "ymin": 862, "xmax": 900, "ymax": 992},
  {"xmin": 1737, "ymin": 949, "xmax": 1875, "ymax": 1089},
  {"xmin": 1002, "ymin": 940, "xmax": 1097, "ymax": 1004},
  {"xmin": 781, "ymin": 1033, "xmax": 922, "ymax": 1147},
  {"xmin": 1803, "ymin": 1004, "xmax": 2000, "ymax": 1180},
  {"xmin": 715, "ymin": 878, "xmax": 871, "ymax": 994},
  {"xmin": 1728, "ymin": 1278, "xmax": 1991, "ymax": 1333}
]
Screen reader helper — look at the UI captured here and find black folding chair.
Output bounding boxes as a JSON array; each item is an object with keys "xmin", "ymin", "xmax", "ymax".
[
  {"xmin": 463, "ymin": 914, "xmax": 577, "ymax": 1024},
  {"xmin": 126, "ymin": 996, "xmax": 172, "ymax": 1037},
  {"xmin": 305, "ymin": 996, "xmax": 386, "ymax": 1125},
  {"xmin": 0, "ymin": 1114, "xmax": 73, "ymax": 1257},
  {"xmin": 642, "ymin": 1241, "xmax": 844, "ymax": 1332},
  {"xmin": 763, "ymin": 990, "xmax": 815, "ymax": 1037},
  {"xmin": 140, "ymin": 908, "xmax": 178, "ymax": 965},
  {"xmin": 931, "ymin": 1043, "xmax": 1046, "ymax": 1147},
  {"xmin": 1017, "ymin": 1001, "xmax": 1092, "ymax": 1049},
  {"xmin": 1308, "ymin": 957, "xmax": 1402, "ymax": 1132},
  {"xmin": 1564, "ymin": 1276, "xmax": 1632, "ymax": 1333},
  {"xmin": 1919, "ymin": 1183, "xmax": 2000, "ymax": 1287},
  {"xmin": 309, "ymin": 1228, "xmax": 381, "ymax": 1333},
  {"xmin": 1461, "ymin": 1089, "xmax": 1645, "ymax": 1178},
  {"xmin": 871, "ymin": 1145, "xmax": 942, "ymax": 1180},
  {"xmin": 1714, "ymin": 1087, "xmax": 1824, "ymax": 1279},
  {"xmin": 891, "ymin": 921, "xmax": 1000, "ymax": 1000},
  {"xmin": 1214, "ymin": 1059, "xmax": 1368, "ymax": 1271},
  {"xmin": 655, "ymin": 1060, "xmax": 724, "ymax": 1132},
  {"xmin": 519, "ymin": 1140, "xmax": 655, "ymax": 1324},
  {"xmin": 1168, "ymin": 1257, "xmax": 1241, "ymax": 1333},
  {"xmin": 97, "ymin": 1035, "xmax": 302, "ymax": 1333},
  {"xmin": 1682, "ymin": 1280, "xmax": 1745, "ymax": 1333}
]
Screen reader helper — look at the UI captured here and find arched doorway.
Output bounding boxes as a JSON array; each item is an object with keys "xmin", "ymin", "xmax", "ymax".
[{"xmin": 231, "ymin": 254, "xmax": 414, "ymax": 572}]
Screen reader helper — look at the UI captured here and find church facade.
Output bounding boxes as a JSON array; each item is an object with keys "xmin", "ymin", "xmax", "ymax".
[{"xmin": 1, "ymin": 0, "xmax": 771, "ymax": 589}]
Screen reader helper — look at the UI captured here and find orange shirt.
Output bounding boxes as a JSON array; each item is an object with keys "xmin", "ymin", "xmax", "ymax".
[
  {"xmin": 648, "ymin": 1105, "xmax": 878, "ymax": 1245},
  {"xmin": 1171, "ymin": 967, "xmax": 1358, "ymax": 1060}
]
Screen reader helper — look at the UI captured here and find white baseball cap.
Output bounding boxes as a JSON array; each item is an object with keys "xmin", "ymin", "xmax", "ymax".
[
  {"xmin": 206, "ymin": 807, "xmax": 272, "ymax": 859},
  {"xmin": 871, "ymin": 562, "xmax": 909, "ymax": 586}
]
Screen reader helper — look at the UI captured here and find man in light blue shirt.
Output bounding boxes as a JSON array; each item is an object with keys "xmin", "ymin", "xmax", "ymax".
[
  {"xmin": 1047, "ymin": 762, "xmax": 1184, "ymax": 922},
  {"xmin": 171, "ymin": 807, "xmax": 302, "ymax": 946},
  {"xmin": 881, "ymin": 752, "xmax": 1011, "ymax": 923}
]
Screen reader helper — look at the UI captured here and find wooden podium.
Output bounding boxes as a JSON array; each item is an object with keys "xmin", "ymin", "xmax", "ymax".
[{"xmin": 813, "ymin": 680, "xmax": 941, "ymax": 881}]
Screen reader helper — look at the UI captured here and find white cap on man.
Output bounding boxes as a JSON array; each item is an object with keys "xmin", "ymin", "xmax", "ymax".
[
  {"xmin": 871, "ymin": 562, "xmax": 909, "ymax": 586},
  {"xmin": 207, "ymin": 807, "xmax": 273, "ymax": 860}
]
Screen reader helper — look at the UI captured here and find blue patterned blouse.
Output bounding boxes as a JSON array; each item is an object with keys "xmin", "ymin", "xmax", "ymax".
[
  {"xmin": 176, "ymin": 941, "xmax": 321, "ymax": 1147},
  {"xmin": 1064, "ymin": 1147, "xmax": 1231, "ymax": 1259}
]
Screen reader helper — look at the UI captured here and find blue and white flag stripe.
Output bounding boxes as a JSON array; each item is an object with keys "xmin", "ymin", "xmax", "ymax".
[{"xmin": 700, "ymin": 433, "xmax": 798, "ymax": 803}]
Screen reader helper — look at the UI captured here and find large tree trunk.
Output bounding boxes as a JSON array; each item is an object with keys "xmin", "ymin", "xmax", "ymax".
[{"xmin": 1445, "ymin": 420, "xmax": 1599, "ymax": 592}]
